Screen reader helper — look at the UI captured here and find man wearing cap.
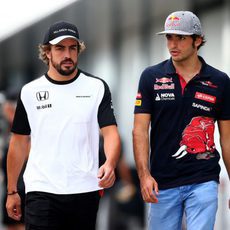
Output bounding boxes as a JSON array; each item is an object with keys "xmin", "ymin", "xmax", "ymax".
[
  {"xmin": 133, "ymin": 11, "xmax": 230, "ymax": 230},
  {"xmin": 6, "ymin": 21, "xmax": 121, "ymax": 230}
]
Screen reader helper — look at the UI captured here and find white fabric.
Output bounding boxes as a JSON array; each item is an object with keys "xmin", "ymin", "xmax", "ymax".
[{"xmin": 21, "ymin": 73, "xmax": 105, "ymax": 194}]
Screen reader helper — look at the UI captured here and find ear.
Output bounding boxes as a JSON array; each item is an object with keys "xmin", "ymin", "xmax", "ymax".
[
  {"xmin": 195, "ymin": 36, "xmax": 202, "ymax": 48},
  {"xmin": 46, "ymin": 49, "xmax": 51, "ymax": 60}
]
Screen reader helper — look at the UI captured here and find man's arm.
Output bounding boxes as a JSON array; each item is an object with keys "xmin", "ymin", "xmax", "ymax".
[
  {"xmin": 6, "ymin": 133, "xmax": 30, "ymax": 220},
  {"xmin": 218, "ymin": 120, "xmax": 230, "ymax": 179},
  {"xmin": 133, "ymin": 113, "xmax": 158, "ymax": 203},
  {"xmin": 218, "ymin": 120, "xmax": 230, "ymax": 209},
  {"xmin": 98, "ymin": 125, "xmax": 121, "ymax": 188}
]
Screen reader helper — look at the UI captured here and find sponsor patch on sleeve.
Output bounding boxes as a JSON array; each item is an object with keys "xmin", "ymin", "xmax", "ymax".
[
  {"xmin": 135, "ymin": 99, "xmax": 142, "ymax": 106},
  {"xmin": 136, "ymin": 92, "xmax": 142, "ymax": 99}
]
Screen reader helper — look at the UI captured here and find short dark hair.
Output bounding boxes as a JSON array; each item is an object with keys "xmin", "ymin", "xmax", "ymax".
[{"xmin": 191, "ymin": 34, "xmax": 206, "ymax": 50}]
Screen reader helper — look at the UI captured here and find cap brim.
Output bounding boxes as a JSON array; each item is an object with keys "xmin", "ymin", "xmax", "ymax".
[
  {"xmin": 156, "ymin": 30, "xmax": 193, "ymax": 35},
  {"xmin": 49, "ymin": 35, "xmax": 78, "ymax": 45}
]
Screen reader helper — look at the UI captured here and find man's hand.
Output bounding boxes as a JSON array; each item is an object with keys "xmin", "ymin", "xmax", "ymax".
[
  {"xmin": 98, "ymin": 162, "xmax": 116, "ymax": 188},
  {"xmin": 6, "ymin": 193, "xmax": 22, "ymax": 221},
  {"xmin": 140, "ymin": 174, "xmax": 159, "ymax": 203}
]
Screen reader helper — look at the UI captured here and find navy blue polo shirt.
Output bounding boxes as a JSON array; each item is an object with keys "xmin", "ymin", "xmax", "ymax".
[{"xmin": 134, "ymin": 57, "xmax": 230, "ymax": 189}]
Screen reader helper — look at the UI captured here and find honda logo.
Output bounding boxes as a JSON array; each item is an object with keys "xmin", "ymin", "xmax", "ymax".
[{"xmin": 36, "ymin": 91, "xmax": 49, "ymax": 101}]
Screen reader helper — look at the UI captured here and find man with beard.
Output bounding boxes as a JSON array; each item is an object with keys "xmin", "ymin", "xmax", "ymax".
[{"xmin": 6, "ymin": 21, "xmax": 121, "ymax": 230}]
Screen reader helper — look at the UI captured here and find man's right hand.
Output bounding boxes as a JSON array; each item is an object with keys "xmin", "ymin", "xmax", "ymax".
[
  {"xmin": 140, "ymin": 174, "xmax": 159, "ymax": 203},
  {"xmin": 6, "ymin": 193, "xmax": 22, "ymax": 221}
]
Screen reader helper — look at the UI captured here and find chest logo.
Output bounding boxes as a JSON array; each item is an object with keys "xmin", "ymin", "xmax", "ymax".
[
  {"xmin": 36, "ymin": 91, "xmax": 49, "ymax": 101},
  {"xmin": 155, "ymin": 93, "xmax": 175, "ymax": 101},
  {"xmin": 154, "ymin": 77, "xmax": 175, "ymax": 90},
  {"xmin": 156, "ymin": 77, "xmax": 173, "ymax": 84},
  {"xmin": 195, "ymin": 92, "xmax": 216, "ymax": 104},
  {"xmin": 200, "ymin": 81, "xmax": 218, "ymax": 88},
  {"xmin": 192, "ymin": 103, "xmax": 211, "ymax": 112}
]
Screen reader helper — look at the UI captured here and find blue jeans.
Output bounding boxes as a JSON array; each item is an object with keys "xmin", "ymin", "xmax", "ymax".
[{"xmin": 148, "ymin": 181, "xmax": 218, "ymax": 230}]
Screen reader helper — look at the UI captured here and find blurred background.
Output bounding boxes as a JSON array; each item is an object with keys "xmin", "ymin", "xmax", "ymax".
[{"xmin": 0, "ymin": 0, "xmax": 229, "ymax": 229}]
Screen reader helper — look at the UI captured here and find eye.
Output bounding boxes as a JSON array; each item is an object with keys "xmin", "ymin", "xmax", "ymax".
[
  {"xmin": 166, "ymin": 34, "xmax": 172, "ymax": 40},
  {"xmin": 178, "ymin": 35, "xmax": 186, "ymax": 40},
  {"xmin": 70, "ymin": 45, "xmax": 78, "ymax": 51},
  {"xmin": 55, "ymin": 45, "xmax": 64, "ymax": 51}
]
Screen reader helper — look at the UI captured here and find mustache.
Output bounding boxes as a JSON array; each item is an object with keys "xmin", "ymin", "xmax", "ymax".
[{"xmin": 61, "ymin": 58, "xmax": 74, "ymax": 65}]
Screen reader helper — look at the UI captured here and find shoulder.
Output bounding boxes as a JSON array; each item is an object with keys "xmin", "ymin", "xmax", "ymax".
[
  {"xmin": 21, "ymin": 75, "xmax": 46, "ymax": 92},
  {"xmin": 206, "ymin": 64, "xmax": 229, "ymax": 79},
  {"xmin": 200, "ymin": 56, "xmax": 229, "ymax": 81},
  {"xmin": 79, "ymin": 70, "xmax": 109, "ymax": 89},
  {"xmin": 204, "ymin": 65, "xmax": 230, "ymax": 92},
  {"xmin": 140, "ymin": 60, "xmax": 170, "ymax": 81}
]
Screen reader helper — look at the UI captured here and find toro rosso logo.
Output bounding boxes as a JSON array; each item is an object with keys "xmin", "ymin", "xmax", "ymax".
[
  {"xmin": 200, "ymin": 81, "xmax": 218, "ymax": 89},
  {"xmin": 172, "ymin": 116, "xmax": 216, "ymax": 160}
]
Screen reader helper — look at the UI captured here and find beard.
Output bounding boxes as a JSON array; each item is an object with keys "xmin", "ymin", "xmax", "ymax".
[{"xmin": 51, "ymin": 57, "xmax": 77, "ymax": 76}]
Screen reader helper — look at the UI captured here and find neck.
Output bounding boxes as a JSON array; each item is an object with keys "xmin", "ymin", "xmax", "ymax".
[
  {"xmin": 173, "ymin": 56, "xmax": 202, "ymax": 82},
  {"xmin": 47, "ymin": 66, "xmax": 78, "ymax": 82}
]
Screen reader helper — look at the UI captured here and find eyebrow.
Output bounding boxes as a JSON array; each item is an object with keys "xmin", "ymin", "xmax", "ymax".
[{"xmin": 54, "ymin": 44, "xmax": 77, "ymax": 48}]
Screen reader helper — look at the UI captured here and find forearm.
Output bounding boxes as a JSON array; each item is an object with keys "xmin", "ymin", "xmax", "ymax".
[
  {"xmin": 221, "ymin": 139, "xmax": 230, "ymax": 180},
  {"xmin": 103, "ymin": 133, "xmax": 121, "ymax": 169},
  {"xmin": 102, "ymin": 126, "xmax": 121, "ymax": 169},
  {"xmin": 218, "ymin": 120, "xmax": 230, "ymax": 180},
  {"xmin": 133, "ymin": 128, "xmax": 150, "ymax": 179},
  {"xmin": 7, "ymin": 134, "xmax": 29, "ymax": 192}
]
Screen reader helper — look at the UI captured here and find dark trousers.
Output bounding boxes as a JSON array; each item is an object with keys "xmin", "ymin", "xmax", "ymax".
[{"xmin": 25, "ymin": 191, "xmax": 101, "ymax": 230}]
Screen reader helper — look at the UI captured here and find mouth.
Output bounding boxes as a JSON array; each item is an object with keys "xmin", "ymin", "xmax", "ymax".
[
  {"xmin": 61, "ymin": 60, "xmax": 74, "ymax": 67},
  {"xmin": 170, "ymin": 50, "xmax": 180, "ymax": 56}
]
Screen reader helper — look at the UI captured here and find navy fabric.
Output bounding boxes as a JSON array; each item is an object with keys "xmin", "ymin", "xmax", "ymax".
[{"xmin": 134, "ymin": 57, "xmax": 230, "ymax": 189}]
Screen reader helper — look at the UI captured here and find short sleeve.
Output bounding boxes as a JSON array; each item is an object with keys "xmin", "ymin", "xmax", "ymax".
[
  {"xmin": 11, "ymin": 92, "xmax": 31, "ymax": 135},
  {"xmin": 98, "ymin": 81, "xmax": 117, "ymax": 128},
  {"xmin": 134, "ymin": 68, "xmax": 154, "ymax": 114},
  {"xmin": 217, "ymin": 75, "xmax": 230, "ymax": 120}
]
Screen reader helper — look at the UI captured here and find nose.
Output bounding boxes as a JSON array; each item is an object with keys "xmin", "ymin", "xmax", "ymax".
[
  {"xmin": 64, "ymin": 48, "xmax": 71, "ymax": 58},
  {"xmin": 168, "ymin": 39, "xmax": 178, "ymax": 49}
]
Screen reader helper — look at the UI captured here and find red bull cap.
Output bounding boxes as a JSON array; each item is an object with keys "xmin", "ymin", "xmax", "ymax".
[{"xmin": 157, "ymin": 11, "xmax": 203, "ymax": 36}]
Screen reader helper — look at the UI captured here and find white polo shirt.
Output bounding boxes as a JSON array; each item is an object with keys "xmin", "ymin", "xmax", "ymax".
[{"xmin": 12, "ymin": 70, "xmax": 117, "ymax": 194}]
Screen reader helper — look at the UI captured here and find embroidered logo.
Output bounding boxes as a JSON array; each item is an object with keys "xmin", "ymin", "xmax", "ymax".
[
  {"xmin": 155, "ymin": 93, "xmax": 175, "ymax": 101},
  {"xmin": 195, "ymin": 92, "xmax": 216, "ymax": 104},
  {"xmin": 135, "ymin": 100, "xmax": 142, "ymax": 106},
  {"xmin": 154, "ymin": 77, "xmax": 175, "ymax": 90},
  {"xmin": 136, "ymin": 92, "xmax": 142, "ymax": 99},
  {"xmin": 36, "ymin": 91, "xmax": 49, "ymax": 101},
  {"xmin": 199, "ymin": 81, "xmax": 218, "ymax": 88},
  {"xmin": 192, "ymin": 103, "xmax": 211, "ymax": 112}
]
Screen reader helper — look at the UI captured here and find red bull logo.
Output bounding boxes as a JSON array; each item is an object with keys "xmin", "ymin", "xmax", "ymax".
[
  {"xmin": 166, "ymin": 15, "xmax": 181, "ymax": 28},
  {"xmin": 168, "ymin": 16, "xmax": 180, "ymax": 21},
  {"xmin": 155, "ymin": 77, "xmax": 173, "ymax": 84}
]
